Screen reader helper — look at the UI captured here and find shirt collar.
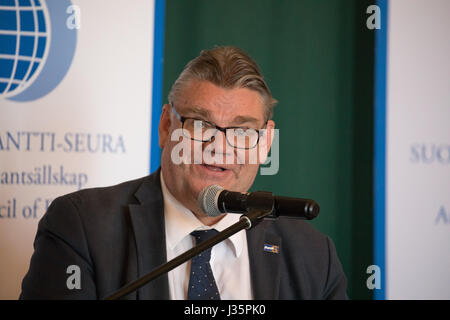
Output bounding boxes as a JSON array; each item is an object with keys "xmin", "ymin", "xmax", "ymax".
[{"xmin": 161, "ymin": 172, "xmax": 243, "ymax": 258}]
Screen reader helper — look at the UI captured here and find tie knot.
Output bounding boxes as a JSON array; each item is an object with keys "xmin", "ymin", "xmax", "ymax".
[{"xmin": 190, "ymin": 229, "xmax": 219, "ymax": 245}]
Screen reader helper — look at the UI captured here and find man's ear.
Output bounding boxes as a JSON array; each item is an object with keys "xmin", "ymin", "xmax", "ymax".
[
  {"xmin": 159, "ymin": 104, "xmax": 172, "ymax": 148},
  {"xmin": 265, "ymin": 120, "xmax": 275, "ymax": 151},
  {"xmin": 258, "ymin": 120, "xmax": 275, "ymax": 164}
]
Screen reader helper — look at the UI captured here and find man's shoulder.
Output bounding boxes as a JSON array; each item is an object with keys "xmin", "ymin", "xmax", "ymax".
[
  {"xmin": 44, "ymin": 171, "xmax": 162, "ymax": 222},
  {"xmin": 64, "ymin": 175, "xmax": 151, "ymax": 207},
  {"xmin": 35, "ymin": 172, "xmax": 163, "ymax": 248}
]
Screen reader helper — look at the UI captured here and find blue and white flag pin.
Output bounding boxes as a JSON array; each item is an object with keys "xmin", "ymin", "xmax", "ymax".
[{"xmin": 263, "ymin": 244, "xmax": 279, "ymax": 254}]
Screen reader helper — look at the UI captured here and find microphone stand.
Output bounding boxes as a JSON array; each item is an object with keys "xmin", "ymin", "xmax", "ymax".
[{"xmin": 104, "ymin": 207, "xmax": 272, "ymax": 300}]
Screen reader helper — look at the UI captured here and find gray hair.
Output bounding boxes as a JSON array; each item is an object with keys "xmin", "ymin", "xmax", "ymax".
[{"xmin": 168, "ymin": 46, "xmax": 278, "ymax": 121}]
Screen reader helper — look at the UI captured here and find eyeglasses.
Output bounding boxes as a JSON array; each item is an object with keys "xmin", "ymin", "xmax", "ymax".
[{"xmin": 170, "ymin": 104, "xmax": 266, "ymax": 150}]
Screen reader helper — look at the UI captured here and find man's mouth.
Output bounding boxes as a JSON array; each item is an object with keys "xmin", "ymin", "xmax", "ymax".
[{"xmin": 202, "ymin": 164, "xmax": 226, "ymax": 172}]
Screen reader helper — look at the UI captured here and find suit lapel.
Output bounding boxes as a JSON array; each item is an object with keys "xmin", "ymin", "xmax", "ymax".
[
  {"xmin": 128, "ymin": 170, "xmax": 170, "ymax": 299},
  {"xmin": 246, "ymin": 222, "xmax": 281, "ymax": 299}
]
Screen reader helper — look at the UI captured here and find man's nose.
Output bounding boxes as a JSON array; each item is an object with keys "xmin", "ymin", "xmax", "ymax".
[{"xmin": 202, "ymin": 130, "xmax": 234, "ymax": 159}]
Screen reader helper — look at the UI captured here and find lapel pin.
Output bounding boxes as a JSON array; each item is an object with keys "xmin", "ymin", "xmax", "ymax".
[{"xmin": 263, "ymin": 244, "xmax": 279, "ymax": 254}]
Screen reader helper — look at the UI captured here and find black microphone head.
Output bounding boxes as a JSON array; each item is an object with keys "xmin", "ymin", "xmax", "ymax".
[
  {"xmin": 198, "ymin": 185, "xmax": 224, "ymax": 217},
  {"xmin": 304, "ymin": 200, "xmax": 320, "ymax": 219},
  {"xmin": 273, "ymin": 196, "xmax": 320, "ymax": 220}
]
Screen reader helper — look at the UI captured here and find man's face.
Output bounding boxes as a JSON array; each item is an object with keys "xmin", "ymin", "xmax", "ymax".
[{"xmin": 159, "ymin": 80, "xmax": 275, "ymax": 221}]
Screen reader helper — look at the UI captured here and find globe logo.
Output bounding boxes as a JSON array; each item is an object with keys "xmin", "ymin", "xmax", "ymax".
[
  {"xmin": 0, "ymin": 0, "xmax": 76, "ymax": 102},
  {"xmin": 0, "ymin": 0, "xmax": 50, "ymax": 98}
]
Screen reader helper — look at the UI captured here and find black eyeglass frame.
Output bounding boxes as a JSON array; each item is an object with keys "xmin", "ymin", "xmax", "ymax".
[{"xmin": 170, "ymin": 103, "xmax": 267, "ymax": 150}]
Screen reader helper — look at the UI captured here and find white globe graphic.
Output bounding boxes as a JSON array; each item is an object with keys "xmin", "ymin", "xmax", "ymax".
[{"xmin": 0, "ymin": 0, "xmax": 50, "ymax": 98}]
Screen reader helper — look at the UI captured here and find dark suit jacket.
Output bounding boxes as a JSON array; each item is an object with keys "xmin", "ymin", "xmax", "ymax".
[{"xmin": 20, "ymin": 169, "xmax": 348, "ymax": 299}]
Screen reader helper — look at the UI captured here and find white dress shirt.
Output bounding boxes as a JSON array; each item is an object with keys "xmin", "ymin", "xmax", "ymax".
[{"xmin": 160, "ymin": 173, "xmax": 253, "ymax": 300}]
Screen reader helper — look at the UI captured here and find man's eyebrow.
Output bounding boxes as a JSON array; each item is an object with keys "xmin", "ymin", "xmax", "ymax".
[{"xmin": 231, "ymin": 115, "xmax": 261, "ymax": 126}]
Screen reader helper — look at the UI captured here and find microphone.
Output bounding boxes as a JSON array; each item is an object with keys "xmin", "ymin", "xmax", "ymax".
[{"xmin": 198, "ymin": 185, "xmax": 320, "ymax": 220}]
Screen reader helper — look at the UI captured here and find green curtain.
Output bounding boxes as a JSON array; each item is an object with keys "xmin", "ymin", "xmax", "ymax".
[{"xmin": 162, "ymin": 0, "xmax": 375, "ymax": 299}]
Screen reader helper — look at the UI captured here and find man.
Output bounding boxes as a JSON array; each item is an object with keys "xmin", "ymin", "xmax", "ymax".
[{"xmin": 20, "ymin": 46, "xmax": 347, "ymax": 299}]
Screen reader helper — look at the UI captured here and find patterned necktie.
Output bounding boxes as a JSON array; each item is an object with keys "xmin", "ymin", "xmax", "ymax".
[{"xmin": 187, "ymin": 229, "xmax": 221, "ymax": 300}]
